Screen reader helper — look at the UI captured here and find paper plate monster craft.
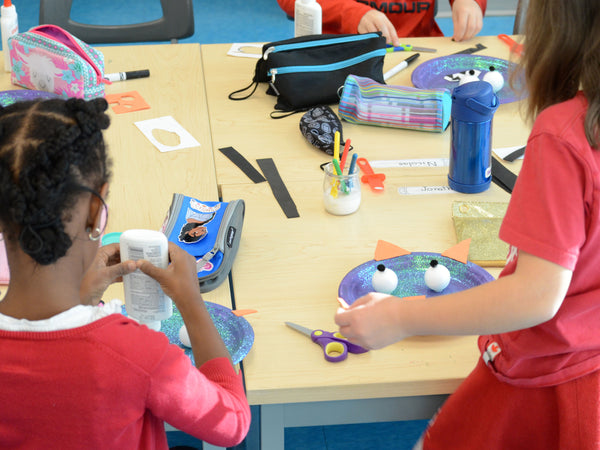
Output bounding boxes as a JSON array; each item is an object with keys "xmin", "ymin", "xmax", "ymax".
[
  {"xmin": 411, "ymin": 54, "xmax": 525, "ymax": 104},
  {"xmin": 338, "ymin": 239, "xmax": 494, "ymax": 305}
]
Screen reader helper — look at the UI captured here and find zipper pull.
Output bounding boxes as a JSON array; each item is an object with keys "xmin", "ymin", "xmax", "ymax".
[
  {"xmin": 264, "ymin": 47, "xmax": 275, "ymax": 60},
  {"xmin": 268, "ymin": 69, "xmax": 280, "ymax": 96}
]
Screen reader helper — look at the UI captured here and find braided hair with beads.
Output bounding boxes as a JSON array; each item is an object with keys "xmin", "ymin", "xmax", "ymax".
[{"xmin": 0, "ymin": 98, "xmax": 111, "ymax": 265}]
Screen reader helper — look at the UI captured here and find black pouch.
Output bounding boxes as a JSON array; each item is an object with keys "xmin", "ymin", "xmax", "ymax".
[
  {"xmin": 229, "ymin": 33, "xmax": 387, "ymax": 113},
  {"xmin": 299, "ymin": 105, "xmax": 346, "ymax": 155}
]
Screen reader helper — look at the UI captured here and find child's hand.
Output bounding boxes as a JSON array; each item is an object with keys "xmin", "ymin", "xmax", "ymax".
[
  {"xmin": 358, "ymin": 10, "xmax": 401, "ymax": 47},
  {"xmin": 334, "ymin": 292, "xmax": 407, "ymax": 349},
  {"xmin": 80, "ymin": 243, "xmax": 137, "ymax": 305},
  {"xmin": 137, "ymin": 243, "xmax": 202, "ymax": 307},
  {"xmin": 451, "ymin": 0, "xmax": 483, "ymax": 42}
]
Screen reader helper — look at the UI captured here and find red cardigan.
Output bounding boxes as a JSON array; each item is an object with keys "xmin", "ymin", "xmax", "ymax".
[
  {"xmin": 277, "ymin": 0, "xmax": 487, "ymax": 38},
  {"xmin": 0, "ymin": 314, "xmax": 250, "ymax": 449}
]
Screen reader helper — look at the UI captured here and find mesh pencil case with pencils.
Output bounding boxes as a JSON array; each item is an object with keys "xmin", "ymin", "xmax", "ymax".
[{"xmin": 338, "ymin": 75, "xmax": 452, "ymax": 133}]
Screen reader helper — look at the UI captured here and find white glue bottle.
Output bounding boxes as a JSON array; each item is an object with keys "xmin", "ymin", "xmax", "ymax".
[
  {"xmin": 120, "ymin": 230, "xmax": 172, "ymax": 331},
  {"xmin": 294, "ymin": 0, "xmax": 322, "ymax": 37},
  {"xmin": 1, "ymin": 0, "xmax": 18, "ymax": 72}
]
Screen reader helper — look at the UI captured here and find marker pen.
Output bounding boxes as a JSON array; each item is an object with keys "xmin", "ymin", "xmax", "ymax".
[
  {"xmin": 383, "ymin": 53, "xmax": 420, "ymax": 82},
  {"xmin": 105, "ymin": 69, "xmax": 150, "ymax": 82}
]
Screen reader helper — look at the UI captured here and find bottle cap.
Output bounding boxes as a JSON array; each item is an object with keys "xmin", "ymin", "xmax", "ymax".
[
  {"xmin": 141, "ymin": 320, "xmax": 161, "ymax": 331},
  {"xmin": 451, "ymin": 81, "xmax": 498, "ymax": 123},
  {"xmin": 3, "ymin": 0, "xmax": 12, "ymax": 8}
]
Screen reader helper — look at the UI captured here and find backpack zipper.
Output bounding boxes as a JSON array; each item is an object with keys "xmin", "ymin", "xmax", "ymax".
[{"xmin": 268, "ymin": 48, "xmax": 386, "ymax": 83}]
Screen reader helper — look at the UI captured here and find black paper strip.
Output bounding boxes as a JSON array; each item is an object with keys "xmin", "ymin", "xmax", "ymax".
[
  {"xmin": 218, "ymin": 146, "xmax": 266, "ymax": 183},
  {"xmin": 503, "ymin": 146, "xmax": 526, "ymax": 162},
  {"xmin": 256, "ymin": 158, "xmax": 300, "ymax": 219},
  {"xmin": 453, "ymin": 43, "xmax": 487, "ymax": 55},
  {"xmin": 491, "ymin": 157, "xmax": 518, "ymax": 194}
]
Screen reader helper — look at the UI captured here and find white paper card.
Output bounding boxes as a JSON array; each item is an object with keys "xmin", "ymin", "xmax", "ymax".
[
  {"xmin": 227, "ymin": 43, "xmax": 262, "ymax": 59},
  {"xmin": 370, "ymin": 158, "xmax": 449, "ymax": 169},
  {"xmin": 134, "ymin": 116, "xmax": 200, "ymax": 153},
  {"xmin": 398, "ymin": 185, "xmax": 456, "ymax": 195}
]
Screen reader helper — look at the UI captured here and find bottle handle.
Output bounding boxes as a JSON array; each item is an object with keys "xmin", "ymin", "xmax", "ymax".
[{"xmin": 465, "ymin": 95, "xmax": 499, "ymax": 116}]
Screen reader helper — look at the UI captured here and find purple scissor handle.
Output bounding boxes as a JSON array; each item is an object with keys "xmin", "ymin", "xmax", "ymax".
[{"xmin": 285, "ymin": 322, "xmax": 369, "ymax": 363}]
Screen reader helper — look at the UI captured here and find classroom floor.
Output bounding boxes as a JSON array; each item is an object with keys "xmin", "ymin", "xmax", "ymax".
[{"xmin": 16, "ymin": 1, "xmax": 516, "ymax": 448}]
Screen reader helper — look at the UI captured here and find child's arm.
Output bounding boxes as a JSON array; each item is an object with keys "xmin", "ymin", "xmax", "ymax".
[
  {"xmin": 334, "ymin": 250, "xmax": 573, "ymax": 350},
  {"xmin": 138, "ymin": 243, "xmax": 232, "ymax": 367},
  {"xmin": 450, "ymin": 0, "xmax": 485, "ymax": 41}
]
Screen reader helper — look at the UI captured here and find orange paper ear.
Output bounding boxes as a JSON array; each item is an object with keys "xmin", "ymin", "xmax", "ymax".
[
  {"xmin": 441, "ymin": 238, "xmax": 471, "ymax": 264},
  {"xmin": 374, "ymin": 240, "xmax": 411, "ymax": 261}
]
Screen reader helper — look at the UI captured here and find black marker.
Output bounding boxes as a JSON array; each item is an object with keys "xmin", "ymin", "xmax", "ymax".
[{"xmin": 105, "ymin": 69, "xmax": 150, "ymax": 82}]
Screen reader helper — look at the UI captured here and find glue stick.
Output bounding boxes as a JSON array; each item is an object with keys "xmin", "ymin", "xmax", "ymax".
[
  {"xmin": 1, "ymin": 0, "xmax": 18, "ymax": 72},
  {"xmin": 120, "ymin": 230, "xmax": 172, "ymax": 331}
]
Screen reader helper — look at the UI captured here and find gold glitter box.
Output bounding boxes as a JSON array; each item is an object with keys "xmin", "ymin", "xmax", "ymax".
[{"xmin": 452, "ymin": 201, "xmax": 509, "ymax": 267}]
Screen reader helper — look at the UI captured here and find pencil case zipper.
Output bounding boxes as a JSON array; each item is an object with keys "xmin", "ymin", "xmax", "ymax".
[
  {"xmin": 267, "ymin": 48, "xmax": 387, "ymax": 83},
  {"xmin": 29, "ymin": 24, "xmax": 106, "ymax": 84},
  {"xmin": 263, "ymin": 33, "xmax": 381, "ymax": 59}
]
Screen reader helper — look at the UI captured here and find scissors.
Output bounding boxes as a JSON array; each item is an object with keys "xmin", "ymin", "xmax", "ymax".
[
  {"xmin": 285, "ymin": 321, "xmax": 369, "ymax": 362},
  {"xmin": 497, "ymin": 34, "xmax": 523, "ymax": 56},
  {"xmin": 386, "ymin": 44, "xmax": 436, "ymax": 53}
]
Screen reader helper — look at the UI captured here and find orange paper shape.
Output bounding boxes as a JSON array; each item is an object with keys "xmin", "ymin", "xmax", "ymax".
[
  {"xmin": 401, "ymin": 295, "xmax": 427, "ymax": 301},
  {"xmin": 374, "ymin": 240, "xmax": 411, "ymax": 261},
  {"xmin": 441, "ymin": 238, "xmax": 471, "ymax": 264},
  {"xmin": 232, "ymin": 309, "xmax": 258, "ymax": 317},
  {"xmin": 105, "ymin": 91, "xmax": 150, "ymax": 114}
]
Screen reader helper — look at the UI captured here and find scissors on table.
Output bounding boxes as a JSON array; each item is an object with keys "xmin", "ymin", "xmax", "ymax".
[
  {"xmin": 285, "ymin": 321, "xmax": 369, "ymax": 362},
  {"xmin": 386, "ymin": 44, "xmax": 436, "ymax": 53}
]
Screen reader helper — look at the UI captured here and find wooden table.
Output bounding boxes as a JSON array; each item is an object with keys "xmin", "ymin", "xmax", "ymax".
[
  {"xmin": 0, "ymin": 43, "xmax": 230, "ymax": 450},
  {"xmin": 97, "ymin": 44, "xmax": 232, "ymax": 306},
  {"xmin": 202, "ymin": 36, "xmax": 530, "ymax": 448}
]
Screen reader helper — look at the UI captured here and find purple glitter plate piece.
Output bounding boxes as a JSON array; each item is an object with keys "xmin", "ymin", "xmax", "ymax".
[
  {"xmin": 0, "ymin": 89, "xmax": 60, "ymax": 107},
  {"xmin": 338, "ymin": 252, "xmax": 494, "ymax": 305},
  {"xmin": 411, "ymin": 55, "xmax": 526, "ymax": 104},
  {"xmin": 123, "ymin": 302, "xmax": 254, "ymax": 365}
]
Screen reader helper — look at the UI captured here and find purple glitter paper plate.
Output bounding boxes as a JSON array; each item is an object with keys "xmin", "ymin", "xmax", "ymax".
[
  {"xmin": 0, "ymin": 89, "xmax": 60, "ymax": 107},
  {"xmin": 338, "ymin": 252, "xmax": 494, "ymax": 305},
  {"xmin": 163, "ymin": 302, "xmax": 254, "ymax": 365},
  {"xmin": 123, "ymin": 302, "xmax": 254, "ymax": 365},
  {"xmin": 411, "ymin": 55, "xmax": 526, "ymax": 104}
]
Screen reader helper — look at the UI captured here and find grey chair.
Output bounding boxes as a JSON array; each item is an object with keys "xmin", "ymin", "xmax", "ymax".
[
  {"xmin": 38, "ymin": 0, "xmax": 194, "ymax": 44},
  {"xmin": 513, "ymin": 0, "xmax": 529, "ymax": 34}
]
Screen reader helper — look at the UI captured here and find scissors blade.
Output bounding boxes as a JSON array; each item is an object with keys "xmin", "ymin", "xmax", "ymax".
[{"xmin": 285, "ymin": 321, "xmax": 313, "ymax": 338}]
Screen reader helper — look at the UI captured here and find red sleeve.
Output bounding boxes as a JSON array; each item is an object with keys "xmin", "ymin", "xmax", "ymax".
[
  {"xmin": 499, "ymin": 132, "xmax": 587, "ymax": 271},
  {"xmin": 278, "ymin": 0, "xmax": 373, "ymax": 35},
  {"xmin": 449, "ymin": 0, "xmax": 487, "ymax": 15},
  {"xmin": 146, "ymin": 346, "xmax": 251, "ymax": 447}
]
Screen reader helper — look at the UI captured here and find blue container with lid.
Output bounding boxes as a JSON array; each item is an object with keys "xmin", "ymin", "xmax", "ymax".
[{"xmin": 448, "ymin": 81, "xmax": 499, "ymax": 193}]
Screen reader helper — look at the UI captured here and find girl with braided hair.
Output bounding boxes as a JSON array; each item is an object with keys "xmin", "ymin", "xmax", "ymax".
[{"xmin": 0, "ymin": 98, "xmax": 250, "ymax": 448}]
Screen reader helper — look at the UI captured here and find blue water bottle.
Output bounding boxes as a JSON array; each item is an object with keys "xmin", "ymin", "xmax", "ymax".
[{"xmin": 448, "ymin": 81, "xmax": 499, "ymax": 193}]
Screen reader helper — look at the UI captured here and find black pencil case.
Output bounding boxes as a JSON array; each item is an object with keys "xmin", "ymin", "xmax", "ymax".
[{"xmin": 229, "ymin": 33, "xmax": 387, "ymax": 112}]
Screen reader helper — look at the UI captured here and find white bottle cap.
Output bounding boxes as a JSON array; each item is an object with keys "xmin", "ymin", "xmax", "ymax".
[{"xmin": 141, "ymin": 320, "xmax": 162, "ymax": 331}]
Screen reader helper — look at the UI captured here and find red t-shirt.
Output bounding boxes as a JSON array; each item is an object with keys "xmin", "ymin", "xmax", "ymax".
[
  {"xmin": 277, "ymin": 0, "xmax": 487, "ymax": 38},
  {"xmin": 479, "ymin": 92, "xmax": 600, "ymax": 387}
]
